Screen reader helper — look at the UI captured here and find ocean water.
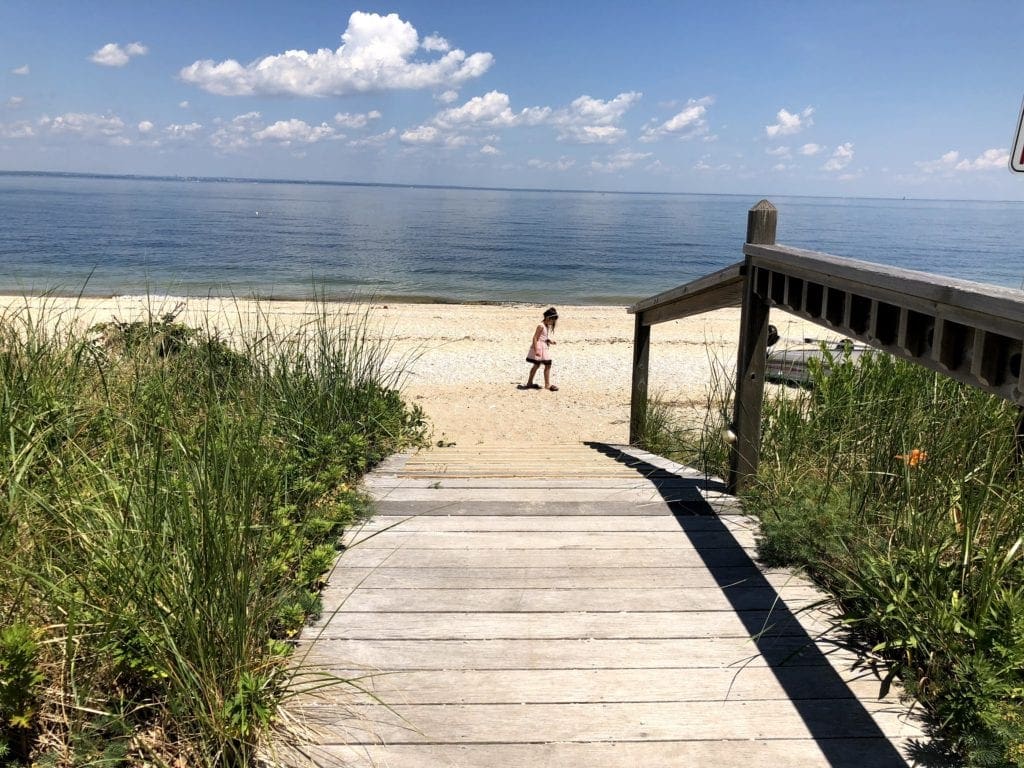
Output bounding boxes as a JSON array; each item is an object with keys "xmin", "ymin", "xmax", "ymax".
[{"xmin": 0, "ymin": 173, "xmax": 1021, "ymax": 304}]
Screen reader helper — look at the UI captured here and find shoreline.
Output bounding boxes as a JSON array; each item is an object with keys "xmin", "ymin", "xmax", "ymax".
[
  {"xmin": 0, "ymin": 290, "xmax": 643, "ymax": 308},
  {"xmin": 0, "ymin": 293, "xmax": 836, "ymax": 446}
]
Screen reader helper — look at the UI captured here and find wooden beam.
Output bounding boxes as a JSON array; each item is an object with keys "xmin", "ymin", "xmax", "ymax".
[
  {"xmin": 744, "ymin": 243, "xmax": 1024, "ymax": 338},
  {"xmin": 728, "ymin": 201, "xmax": 776, "ymax": 494},
  {"xmin": 628, "ymin": 262, "xmax": 744, "ymax": 320},
  {"xmin": 629, "ymin": 313, "xmax": 652, "ymax": 445}
]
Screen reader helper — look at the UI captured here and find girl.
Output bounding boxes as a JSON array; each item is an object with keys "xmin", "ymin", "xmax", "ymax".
[{"xmin": 524, "ymin": 307, "xmax": 559, "ymax": 391}]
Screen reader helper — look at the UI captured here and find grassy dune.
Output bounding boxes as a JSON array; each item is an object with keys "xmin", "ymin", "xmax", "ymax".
[{"xmin": 0, "ymin": 299, "xmax": 427, "ymax": 766}]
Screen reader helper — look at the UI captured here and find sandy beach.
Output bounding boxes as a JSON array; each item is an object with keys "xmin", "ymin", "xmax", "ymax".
[{"xmin": 0, "ymin": 294, "xmax": 833, "ymax": 445}]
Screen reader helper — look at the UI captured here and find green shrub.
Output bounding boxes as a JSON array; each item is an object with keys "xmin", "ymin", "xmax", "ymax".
[
  {"xmin": 752, "ymin": 350, "xmax": 1024, "ymax": 766},
  {"xmin": 0, "ymin": 622, "xmax": 43, "ymax": 761}
]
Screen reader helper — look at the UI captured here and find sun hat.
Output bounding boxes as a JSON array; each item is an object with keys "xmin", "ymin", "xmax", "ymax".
[{"xmin": 543, "ymin": 307, "xmax": 558, "ymax": 319}]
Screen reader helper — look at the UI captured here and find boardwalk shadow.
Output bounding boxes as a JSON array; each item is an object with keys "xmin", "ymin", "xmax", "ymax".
[{"xmin": 585, "ymin": 441, "xmax": 932, "ymax": 768}]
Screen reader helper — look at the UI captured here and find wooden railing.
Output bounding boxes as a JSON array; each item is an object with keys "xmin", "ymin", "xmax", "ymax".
[{"xmin": 629, "ymin": 200, "xmax": 1024, "ymax": 494}]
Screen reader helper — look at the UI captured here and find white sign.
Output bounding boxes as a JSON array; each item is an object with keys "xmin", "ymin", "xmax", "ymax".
[{"xmin": 1012, "ymin": 96, "xmax": 1024, "ymax": 173}]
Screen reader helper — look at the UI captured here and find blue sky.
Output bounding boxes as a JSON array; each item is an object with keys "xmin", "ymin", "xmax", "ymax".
[{"xmin": 2, "ymin": 1, "xmax": 1023, "ymax": 199}]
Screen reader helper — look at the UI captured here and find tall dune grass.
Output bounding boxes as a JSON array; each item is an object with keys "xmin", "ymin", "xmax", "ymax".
[
  {"xmin": 0, "ymin": 298, "xmax": 426, "ymax": 766},
  {"xmin": 640, "ymin": 347, "xmax": 1024, "ymax": 767}
]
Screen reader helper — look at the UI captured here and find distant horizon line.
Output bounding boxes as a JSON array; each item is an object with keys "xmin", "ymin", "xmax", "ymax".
[{"xmin": 1, "ymin": 168, "xmax": 1022, "ymax": 205}]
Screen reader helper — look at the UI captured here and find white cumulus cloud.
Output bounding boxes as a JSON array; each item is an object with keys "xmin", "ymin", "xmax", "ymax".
[
  {"xmin": 528, "ymin": 156, "xmax": 576, "ymax": 172},
  {"xmin": 12, "ymin": 65, "xmax": 29, "ymax": 76},
  {"xmin": 823, "ymin": 142, "xmax": 854, "ymax": 171},
  {"xmin": 765, "ymin": 106, "xmax": 814, "ymax": 138},
  {"xmin": 165, "ymin": 122, "xmax": 203, "ymax": 139},
  {"xmin": 90, "ymin": 42, "xmax": 148, "ymax": 67},
  {"xmin": 348, "ymin": 127, "xmax": 397, "ymax": 147},
  {"xmin": 42, "ymin": 112, "xmax": 126, "ymax": 137},
  {"xmin": 591, "ymin": 150, "xmax": 652, "ymax": 173},
  {"xmin": 138, "ymin": 120, "xmax": 154, "ymax": 134},
  {"xmin": 640, "ymin": 97, "xmax": 712, "ymax": 142},
  {"xmin": 436, "ymin": 89, "xmax": 459, "ymax": 104},
  {"xmin": 400, "ymin": 125, "xmax": 439, "ymax": 144},
  {"xmin": 565, "ymin": 92, "xmax": 641, "ymax": 124},
  {"xmin": 799, "ymin": 143, "xmax": 823, "ymax": 156},
  {"xmin": 5, "ymin": 96, "xmax": 24, "ymax": 109},
  {"xmin": 0, "ymin": 121, "xmax": 35, "ymax": 139},
  {"xmin": 561, "ymin": 125, "xmax": 626, "ymax": 144},
  {"xmin": 766, "ymin": 145, "xmax": 791, "ymax": 157},
  {"xmin": 915, "ymin": 149, "xmax": 961, "ymax": 173},
  {"xmin": 422, "ymin": 34, "xmax": 450, "ymax": 53},
  {"xmin": 694, "ymin": 156, "xmax": 731, "ymax": 172},
  {"xmin": 409, "ymin": 90, "xmax": 637, "ymax": 148},
  {"xmin": 180, "ymin": 11, "xmax": 493, "ymax": 97},
  {"xmin": 435, "ymin": 91, "xmax": 550, "ymax": 128},
  {"xmin": 210, "ymin": 112, "xmax": 263, "ymax": 151},
  {"xmin": 554, "ymin": 91, "xmax": 641, "ymax": 144},
  {"xmin": 479, "ymin": 144, "xmax": 501, "ymax": 155},
  {"xmin": 334, "ymin": 110, "xmax": 382, "ymax": 128},
  {"xmin": 955, "ymin": 148, "xmax": 1009, "ymax": 171},
  {"xmin": 252, "ymin": 119, "xmax": 336, "ymax": 145},
  {"xmin": 915, "ymin": 148, "xmax": 1009, "ymax": 173}
]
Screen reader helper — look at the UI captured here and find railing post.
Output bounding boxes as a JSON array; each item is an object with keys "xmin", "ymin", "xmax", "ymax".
[
  {"xmin": 629, "ymin": 312, "xmax": 651, "ymax": 445},
  {"xmin": 1016, "ymin": 405, "xmax": 1024, "ymax": 466},
  {"xmin": 728, "ymin": 200, "xmax": 776, "ymax": 494}
]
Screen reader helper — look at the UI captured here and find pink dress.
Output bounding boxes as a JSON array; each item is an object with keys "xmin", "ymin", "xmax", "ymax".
[{"xmin": 527, "ymin": 323, "xmax": 552, "ymax": 363}]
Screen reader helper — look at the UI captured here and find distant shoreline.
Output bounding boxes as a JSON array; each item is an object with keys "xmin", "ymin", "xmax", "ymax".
[
  {"xmin": 5, "ymin": 168, "xmax": 1023, "ymax": 205},
  {"xmin": 0, "ymin": 288, "xmax": 639, "ymax": 308}
]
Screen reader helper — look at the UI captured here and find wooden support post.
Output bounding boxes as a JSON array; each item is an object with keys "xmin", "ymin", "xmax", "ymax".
[
  {"xmin": 629, "ymin": 312, "xmax": 651, "ymax": 445},
  {"xmin": 1016, "ymin": 405, "xmax": 1024, "ymax": 467},
  {"xmin": 728, "ymin": 200, "xmax": 777, "ymax": 494}
]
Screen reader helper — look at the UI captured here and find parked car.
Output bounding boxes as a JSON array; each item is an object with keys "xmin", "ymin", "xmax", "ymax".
[{"xmin": 765, "ymin": 330, "xmax": 867, "ymax": 385}]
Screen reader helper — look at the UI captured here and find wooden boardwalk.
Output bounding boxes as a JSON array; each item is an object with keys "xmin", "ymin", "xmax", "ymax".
[{"xmin": 278, "ymin": 443, "xmax": 928, "ymax": 767}]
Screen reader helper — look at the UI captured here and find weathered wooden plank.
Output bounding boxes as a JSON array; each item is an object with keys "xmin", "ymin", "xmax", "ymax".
[
  {"xmin": 307, "ymin": 609, "xmax": 820, "ymax": 640},
  {"xmin": 299, "ymin": 636, "xmax": 843, "ymax": 670},
  {"xmin": 367, "ymin": 500, "xmax": 718, "ymax": 516},
  {"xmin": 286, "ymin": 700, "xmax": 924, "ymax": 743},
  {"xmin": 399, "ymin": 460, "xmax": 636, "ymax": 470},
  {"xmin": 397, "ymin": 458, "xmax": 696, "ymax": 475},
  {"xmin": 397, "ymin": 455, "xmax": 645, "ymax": 466},
  {"xmin": 321, "ymin": 585, "xmax": 821, "ymax": 613},
  {"xmin": 368, "ymin": 487, "xmax": 703, "ymax": 502},
  {"xmin": 279, "ymin": 739, "xmax": 919, "ymax": 768},
  {"xmin": 352, "ymin": 514, "xmax": 756, "ymax": 533},
  {"xmin": 628, "ymin": 262, "xmax": 745, "ymax": 316},
  {"xmin": 342, "ymin": 530, "xmax": 759, "ymax": 550},
  {"xmin": 395, "ymin": 468, "xmax": 665, "ymax": 478},
  {"xmin": 339, "ymin": 546, "xmax": 759, "ymax": 569},
  {"xmin": 364, "ymin": 477, "xmax": 708, "ymax": 489},
  {"xmin": 640, "ymin": 280, "xmax": 745, "ymax": 325},
  {"xmin": 322, "ymin": 565, "xmax": 804, "ymax": 591},
  {"xmin": 289, "ymin": 665, "xmax": 895, "ymax": 706}
]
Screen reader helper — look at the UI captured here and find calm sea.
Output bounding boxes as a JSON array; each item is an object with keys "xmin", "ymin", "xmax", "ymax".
[{"xmin": 0, "ymin": 173, "xmax": 1021, "ymax": 304}]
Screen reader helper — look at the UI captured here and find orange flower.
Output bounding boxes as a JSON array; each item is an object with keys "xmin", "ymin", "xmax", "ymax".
[{"xmin": 895, "ymin": 448, "xmax": 928, "ymax": 467}]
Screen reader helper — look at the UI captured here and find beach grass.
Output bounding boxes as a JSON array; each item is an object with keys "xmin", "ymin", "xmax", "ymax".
[
  {"xmin": 0, "ymin": 297, "xmax": 427, "ymax": 765},
  {"xmin": 641, "ymin": 347, "xmax": 1024, "ymax": 767}
]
